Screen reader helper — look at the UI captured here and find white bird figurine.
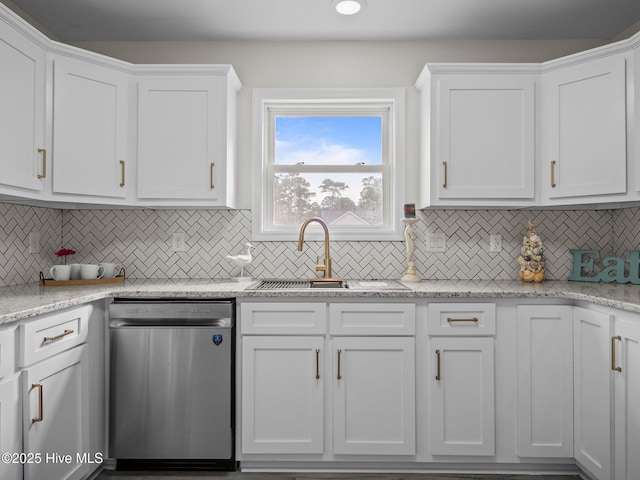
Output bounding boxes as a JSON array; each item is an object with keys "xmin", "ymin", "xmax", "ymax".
[{"xmin": 226, "ymin": 243, "xmax": 254, "ymax": 280}]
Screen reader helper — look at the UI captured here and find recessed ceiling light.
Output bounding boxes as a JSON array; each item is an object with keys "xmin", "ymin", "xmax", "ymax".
[{"xmin": 334, "ymin": 0, "xmax": 366, "ymax": 15}]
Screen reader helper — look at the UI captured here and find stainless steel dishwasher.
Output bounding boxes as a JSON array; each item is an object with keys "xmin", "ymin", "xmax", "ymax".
[{"xmin": 109, "ymin": 298, "xmax": 235, "ymax": 471}]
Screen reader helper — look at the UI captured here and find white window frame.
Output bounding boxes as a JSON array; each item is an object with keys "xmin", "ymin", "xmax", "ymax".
[{"xmin": 252, "ymin": 88, "xmax": 405, "ymax": 241}]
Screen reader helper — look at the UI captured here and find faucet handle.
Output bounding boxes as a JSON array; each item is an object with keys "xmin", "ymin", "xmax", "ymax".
[{"xmin": 315, "ymin": 256, "xmax": 327, "ymax": 273}]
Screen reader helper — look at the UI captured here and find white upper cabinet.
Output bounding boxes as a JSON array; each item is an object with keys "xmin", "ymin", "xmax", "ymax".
[
  {"xmin": 416, "ymin": 32, "xmax": 640, "ymax": 209},
  {"xmin": 416, "ymin": 65, "xmax": 538, "ymax": 208},
  {"xmin": 541, "ymin": 52, "xmax": 629, "ymax": 205},
  {"xmin": 136, "ymin": 67, "xmax": 241, "ymax": 207},
  {"xmin": 634, "ymin": 41, "xmax": 640, "ymax": 198},
  {"xmin": 52, "ymin": 57, "xmax": 130, "ymax": 200},
  {"xmin": 0, "ymin": 4, "xmax": 242, "ymax": 208},
  {"xmin": 0, "ymin": 11, "xmax": 46, "ymax": 196}
]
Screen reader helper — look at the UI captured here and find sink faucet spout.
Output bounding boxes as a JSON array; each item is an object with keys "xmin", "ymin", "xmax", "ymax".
[{"xmin": 297, "ymin": 217, "xmax": 332, "ymax": 279}]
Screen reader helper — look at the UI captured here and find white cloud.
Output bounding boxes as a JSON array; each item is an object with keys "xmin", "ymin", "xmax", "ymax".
[{"xmin": 277, "ymin": 141, "xmax": 366, "ymax": 166}]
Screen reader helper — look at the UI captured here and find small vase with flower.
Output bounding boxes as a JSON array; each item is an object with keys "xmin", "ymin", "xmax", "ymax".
[{"xmin": 55, "ymin": 248, "xmax": 76, "ymax": 265}]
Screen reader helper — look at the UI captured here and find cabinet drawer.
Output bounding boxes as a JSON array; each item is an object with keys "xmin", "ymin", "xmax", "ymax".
[
  {"xmin": 427, "ymin": 303, "xmax": 496, "ymax": 335},
  {"xmin": 240, "ymin": 303, "xmax": 326, "ymax": 334},
  {"xmin": 19, "ymin": 305, "xmax": 91, "ymax": 367},
  {"xmin": 0, "ymin": 326, "xmax": 16, "ymax": 379},
  {"xmin": 329, "ymin": 303, "xmax": 415, "ymax": 335}
]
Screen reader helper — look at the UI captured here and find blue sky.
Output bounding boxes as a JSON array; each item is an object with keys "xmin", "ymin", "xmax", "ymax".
[{"xmin": 275, "ymin": 116, "xmax": 382, "ymax": 165}]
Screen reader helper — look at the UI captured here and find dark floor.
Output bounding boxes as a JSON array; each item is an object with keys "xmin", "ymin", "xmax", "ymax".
[{"xmin": 96, "ymin": 471, "xmax": 582, "ymax": 480}]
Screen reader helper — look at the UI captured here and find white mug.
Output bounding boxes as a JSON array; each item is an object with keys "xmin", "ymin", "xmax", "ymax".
[
  {"xmin": 49, "ymin": 265, "xmax": 71, "ymax": 281},
  {"xmin": 80, "ymin": 264, "xmax": 105, "ymax": 280},
  {"xmin": 70, "ymin": 263, "xmax": 82, "ymax": 280},
  {"xmin": 99, "ymin": 263, "xmax": 122, "ymax": 278}
]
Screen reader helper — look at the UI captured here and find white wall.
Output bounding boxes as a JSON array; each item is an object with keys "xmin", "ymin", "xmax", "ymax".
[{"xmin": 73, "ymin": 38, "xmax": 608, "ymax": 208}]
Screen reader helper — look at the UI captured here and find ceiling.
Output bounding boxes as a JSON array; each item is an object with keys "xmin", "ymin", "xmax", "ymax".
[{"xmin": 4, "ymin": 0, "xmax": 640, "ymax": 42}]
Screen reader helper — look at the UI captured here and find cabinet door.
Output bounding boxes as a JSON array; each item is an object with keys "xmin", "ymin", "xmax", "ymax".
[
  {"xmin": 574, "ymin": 307, "xmax": 612, "ymax": 480},
  {"xmin": 23, "ymin": 345, "xmax": 89, "ymax": 480},
  {"xmin": 614, "ymin": 319, "xmax": 640, "ymax": 480},
  {"xmin": 332, "ymin": 336, "xmax": 415, "ymax": 455},
  {"xmin": 435, "ymin": 76, "xmax": 535, "ymax": 200},
  {"xmin": 52, "ymin": 57, "xmax": 129, "ymax": 198},
  {"xmin": 516, "ymin": 305, "xmax": 573, "ymax": 457},
  {"xmin": 0, "ymin": 376, "xmax": 21, "ymax": 480},
  {"xmin": 0, "ymin": 18, "xmax": 46, "ymax": 193},
  {"xmin": 242, "ymin": 336, "xmax": 324, "ymax": 454},
  {"xmin": 542, "ymin": 54, "xmax": 627, "ymax": 201},
  {"xmin": 430, "ymin": 337, "xmax": 494, "ymax": 456},
  {"xmin": 137, "ymin": 75, "xmax": 225, "ymax": 201}
]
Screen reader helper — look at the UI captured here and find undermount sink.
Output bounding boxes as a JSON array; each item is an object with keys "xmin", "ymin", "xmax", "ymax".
[
  {"xmin": 247, "ymin": 279, "xmax": 411, "ymax": 291},
  {"xmin": 247, "ymin": 279, "xmax": 349, "ymax": 290}
]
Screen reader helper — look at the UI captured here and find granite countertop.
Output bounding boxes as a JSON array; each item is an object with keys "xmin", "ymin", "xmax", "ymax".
[{"xmin": 2, "ymin": 278, "xmax": 640, "ymax": 325}]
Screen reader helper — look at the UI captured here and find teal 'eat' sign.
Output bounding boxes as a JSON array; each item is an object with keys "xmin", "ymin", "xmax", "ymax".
[{"xmin": 568, "ymin": 249, "xmax": 640, "ymax": 284}]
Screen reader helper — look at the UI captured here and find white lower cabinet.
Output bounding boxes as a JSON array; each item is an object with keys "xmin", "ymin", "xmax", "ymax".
[
  {"xmin": 427, "ymin": 303, "xmax": 495, "ymax": 457},
  {"xmin": 0, "ymin": 324, "xmax": 20, "ymax": 480},
  {"xmin": 241, "ymin": 336, "xmax": 324, "ymax": 454},
  {"xmin": 516, "ymin": 305, "xmax": 573, "ymax": 458},
  {"xmin": 0, "ymin": 376, "xmax": 21, "ymax": 480},
  {"xmin": 332, "ymin": 336, "xmax": 415, "ymax": 455},
  {"xmin": 613, "ymin": 315, "xmax": 640, "ymax": 480},
  {"xmin": 240, "ymin": 302, "xmax": 326, "ymax": 455},
  {"xmin": 23, "ymin": 345, "xmax": 90, "ymax": 480},
  {"xmin": 574, "ymin": 307, "xmax": 613, "ymax": 480},
  {"xmin": 240, "ymin": 300, "xmax": 416, "ymax": 459},
  {"xmin": 429, "ymin": 337, "xmax": 494, "ymax": 456},
  {"xmin": 19, "ymin": 305, "xmax": 95, "ymax": 480}
]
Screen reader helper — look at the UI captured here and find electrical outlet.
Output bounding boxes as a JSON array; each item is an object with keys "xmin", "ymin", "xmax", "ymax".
[
  {"xmin": 172, "ymin": 233, "xmax": 186, "ymax": 252},
  {"xmin": 490, "ymin": 234, "xmax": 502, "ymax": 253},
  {"xmin": 426, "ymin": 232, "xmax": 446, "ymax": 253},
  {"xmin": 28, "ymin": 232, "xmax": 40, "ymax": 254}
]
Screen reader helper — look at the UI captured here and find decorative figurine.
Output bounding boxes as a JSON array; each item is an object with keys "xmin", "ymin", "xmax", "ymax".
[
  {"xmin": 401, "ymin": 217, "xmax": 421, "ymax": 283},
  {"xmin": 226, "ymin": 242, "xmax": 254, "ymax": 281},
  {"xmin": 517, "ymin": 221, "xmax": 545, "ymax": 283}
]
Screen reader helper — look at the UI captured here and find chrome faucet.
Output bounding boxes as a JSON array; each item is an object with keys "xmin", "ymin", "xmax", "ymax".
[{"xmin": 297, "ymin": 217, "xmax": 332, "ymax": 279}]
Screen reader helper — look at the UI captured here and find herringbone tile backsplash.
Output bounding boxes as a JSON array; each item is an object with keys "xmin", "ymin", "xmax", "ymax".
[
  {"xmin": 0, "ymin": 204, "xmax": 62, "ymax": 286},
  {"xmin": 2, "ymin": 202, "xmax": 639, "ymax": 287}
]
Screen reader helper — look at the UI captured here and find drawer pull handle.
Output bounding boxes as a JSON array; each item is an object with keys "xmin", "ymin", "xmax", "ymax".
[
  {"xmin": 337, "ymin": 349, "xmax": 342, "ymax": 380},
  {"xmin": 119, "ymin": 160, "xmax": 125, "ymax": 187},
  {"xmin": 442, "ymin": 161, "xmax": 448, "ymax": 188},
  {"xmin": 612, "ymin": 335, "xmax": 622, "ymax": 372},
  {"xmin": 37, "ymin": 148, "xmax": 46, "ymax": 179},
  {"xmin": 32, "ymin": 383, "xmax": 43, "ymax": 423},
  {"xmin": 210, "ymin": 162, "xmax": 215, "ymax": 189},
  {"xmin": 43, "ymin": 329, "xmax": 73, "ymax": 343},
  {"xmin": 435, "ymin": 349, "xmax": 441, "ymax": 381},
  {"xmin": 315, "ymin": 348, "xmax": 320, "ymax": 379},
  {"xmin": 447, "ymin": 317, "xmax": 479, "ymax": 323},
  {"xmin": 550, "ymin": 160, "xmax": 557, "ymax": 188}
]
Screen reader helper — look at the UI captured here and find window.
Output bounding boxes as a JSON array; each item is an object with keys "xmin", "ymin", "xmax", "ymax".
[{"xmin": 252, "ymin": 88, "xmax": 405, "ymax": 241}]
